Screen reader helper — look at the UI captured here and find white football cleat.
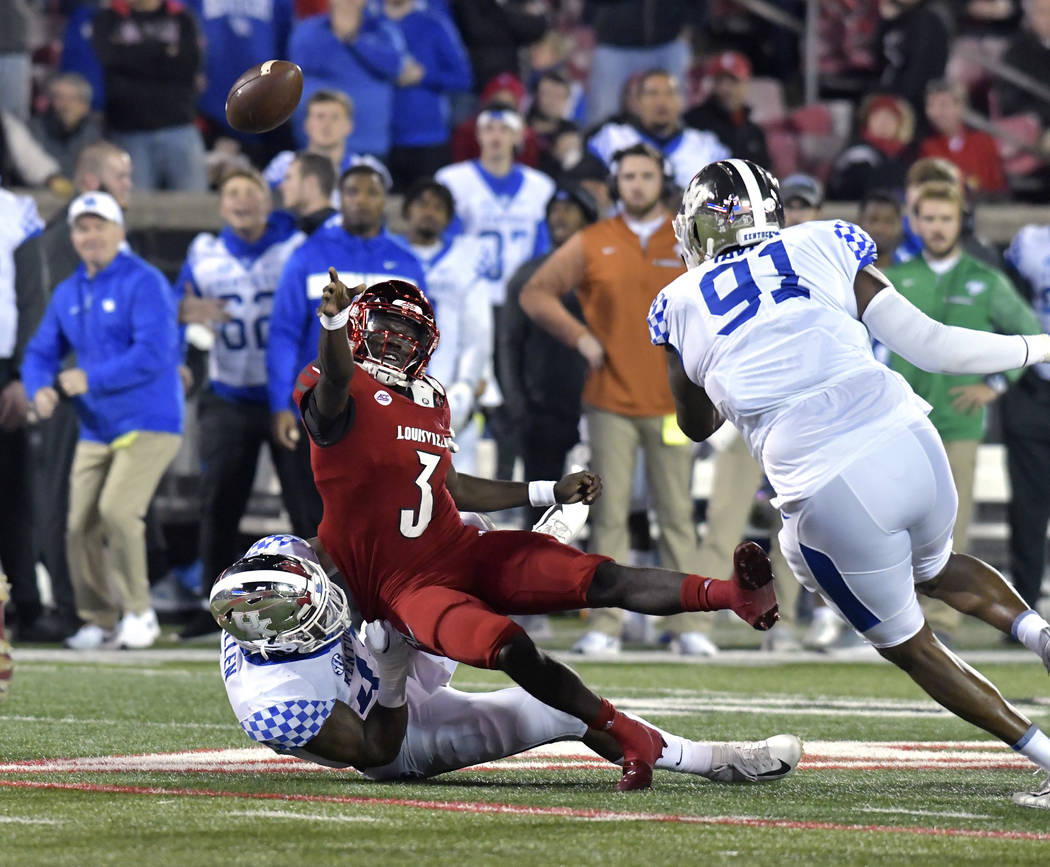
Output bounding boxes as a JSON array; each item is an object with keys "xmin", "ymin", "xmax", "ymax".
[
  {"xmin": 571, "ymin": 630, "xmax": 621, "ymax": 655},
  {"xmin": 114, "ymin": 609, "xmax": 161, "ymax": 650},
  {"xmin": 704, "ymin": 734, "xmax": 803, "ymax": 783},
  {"xmin": 803, "ymin": 606, "xmax": 844, "ymax": 650},
  {"xmin": 533, "ymin": 501, "xmax": 589, "ymax": 546},
  {"xmin": 64, "ymin": 623, "xmax": 115, "ymax": 650},
  {"xmin": 1012, "ymin": 773, "xmax": 1050, "ymax": 809},
  {"xmin": 670, "ymin": 631, "xmax": 719, "ymax": 657}
]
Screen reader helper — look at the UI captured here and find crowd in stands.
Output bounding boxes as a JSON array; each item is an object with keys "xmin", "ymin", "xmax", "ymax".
[{"xmin": 1, "ymin": 0, "xmax": 1049, "ymax": 654}]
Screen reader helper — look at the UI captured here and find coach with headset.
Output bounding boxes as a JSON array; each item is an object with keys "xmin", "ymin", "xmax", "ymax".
[{"xmin": 520, "ymin": 142, "xmax": 712, "ymax": 657}]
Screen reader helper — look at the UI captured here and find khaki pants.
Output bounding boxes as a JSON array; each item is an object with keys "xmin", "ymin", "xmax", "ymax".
[
  {"xmin": 67, "ymin": 432, "xmax": 181, "ymax": 628},
  {"xmin": 694, "ymin": 432, "xmax": 800, "ymax": 627},
  {"xmin": 584, "ymin": 407, "xmax": 707, "ymax": 637},
  {"xmin": 920, "ymin": 438, "xmax": 979, "ymax": 636}
]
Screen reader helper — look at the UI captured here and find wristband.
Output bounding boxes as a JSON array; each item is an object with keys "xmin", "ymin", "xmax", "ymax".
[
  {"xmin": 319, "ymin": 308, "xmax": 350, "ymax": 330},
  {"xmin": 528, "ymin": 480, "xmax": 557, "ymax": 507}
]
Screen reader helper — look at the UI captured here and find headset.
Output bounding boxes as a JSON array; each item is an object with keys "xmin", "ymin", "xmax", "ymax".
[{"xmin": 607, "ymin": 141, "xmax": 676, "ymax": 203}]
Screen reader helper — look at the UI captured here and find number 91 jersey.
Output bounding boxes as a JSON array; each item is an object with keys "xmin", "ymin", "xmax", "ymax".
[{"xmin": 648, "ymin": 220, "xmax": 929, "ymax": 505}]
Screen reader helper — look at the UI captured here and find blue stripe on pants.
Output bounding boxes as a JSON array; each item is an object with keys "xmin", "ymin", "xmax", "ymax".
[{"xmin": 800, "ymin": 543, "xmax": 880, "ymax": 633}]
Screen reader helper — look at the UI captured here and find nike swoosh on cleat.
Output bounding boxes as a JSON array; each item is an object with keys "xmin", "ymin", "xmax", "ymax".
[{"xmin": 756, "ymin": 760, "xmax": 792, "ymax": 778}]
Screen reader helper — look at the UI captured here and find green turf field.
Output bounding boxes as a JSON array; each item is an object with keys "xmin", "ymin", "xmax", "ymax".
[{"xmin": 3, "ymin": 624, "xmax": 1049, "ymax": 866}]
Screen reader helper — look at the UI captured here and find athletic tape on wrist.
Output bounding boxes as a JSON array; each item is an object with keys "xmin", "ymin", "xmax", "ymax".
[
  {"xmin": 319, "ymin": 308, "xmax": 350, "ymax": 331},
  {"xmin": 377, "ymin": 680, "xmax": 407, "ymax": 708},
  {"xmin": 528, "ymin": 480, "xmax": 557, "ymax": 507}
]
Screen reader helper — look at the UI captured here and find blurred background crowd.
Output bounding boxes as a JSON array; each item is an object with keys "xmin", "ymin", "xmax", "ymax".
[{"xmin": 1, "ymin": 0, "xmax": 1048, "ymax": 657}]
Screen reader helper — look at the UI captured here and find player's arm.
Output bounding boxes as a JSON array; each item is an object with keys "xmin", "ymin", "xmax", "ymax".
[
  {"xmin": 663, "ymin": 345, "xmax": 724, "ymax": 441},
  {"xmin": 445, "ymin": 463, "xmax": 602, "ymax": 512},
  {"xmin": 519, "ymin": 234, "xmax": 604, "ymax": 370},
  {"xmin": 304, "ymin": 699, "xmax": 408, "ymax": 769},
  {"xmin": 854, "ymin": 265, "xmax": 1050, "ymax": 375},
  {"xmin": 313, "ymin": 267, "xmax": 365, "ymax": 420}
]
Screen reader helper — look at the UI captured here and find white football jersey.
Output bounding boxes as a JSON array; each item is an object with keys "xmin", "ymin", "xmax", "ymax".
[
  {"xmin": 648, "ymin": 220, "xmax": 930, "ymax": 505},
  {"xmin": 183, "ymin": 230, "xmax": 304, "ymax": 390},
  {"xmin": 221, "ymin": 627, "xmax": 456, "ymax": 754},
  {"xmin": 587, "ymin": 122, "xmax": 730, "ymax": 189},
  {"xmin": 435, "ymin": 160, "xmax": 554, "ymax": 305},
  {"xmin": 413, "ymin": 235, "xmax": 492, "ymax": 392},
  {"xmin": 1005, "ymin": 224, "xmax": 1050, "ymax": 381},
  {"xmin": 0, "ymin": 189, "xmax": 43, "ymax": 359}
]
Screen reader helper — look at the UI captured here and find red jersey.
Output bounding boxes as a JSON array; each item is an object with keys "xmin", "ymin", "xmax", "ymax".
[{"xmin": 295, "ymin": 364, "xmax": 479, "ymax": 621}]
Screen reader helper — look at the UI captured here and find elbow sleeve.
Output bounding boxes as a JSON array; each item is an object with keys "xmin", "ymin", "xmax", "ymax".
[{"xmin": 862, "ymin": 287, "xmax": 1049, "ymax": 375}]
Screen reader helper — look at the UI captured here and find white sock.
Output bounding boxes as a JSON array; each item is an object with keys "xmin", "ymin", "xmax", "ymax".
[
  {"xmin": 1012, "ymin": 610, "xmax": 1050, "ymax": 656},
  {"xmin": 620, "ymin": 711, "xmax": 713, "ymax": 774},
  {"xmin": 1013, "ymin": 725, "xmax": 1050, "ymax": 773},
  {"xmin": 654, "ymin": 731, "xmax": 714, "ymax": 775}
]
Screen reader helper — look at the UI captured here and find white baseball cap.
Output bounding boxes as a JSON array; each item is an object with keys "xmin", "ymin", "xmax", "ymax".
[{"xmin": 68, "ymin": 191, "xmax": 124, "ymax": 226}]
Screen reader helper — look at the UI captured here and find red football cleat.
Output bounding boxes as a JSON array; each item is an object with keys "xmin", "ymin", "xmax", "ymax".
[
  {"xmin": 616, "ymin": 720, "xmax": 664, "ymax": 792},
  {"xmin": 731, "ymin": 541, "xmax": 780, "ymax": 631}
]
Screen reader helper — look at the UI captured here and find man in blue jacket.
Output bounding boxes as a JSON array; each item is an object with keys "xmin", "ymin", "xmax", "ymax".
[
  {"xmin": 289, "ymin": 0, "xmax": 414, "ymax": 160},
  {"xmin": 22, "ymin": 192, "xmax": 183, "ymax": 651},
  {"xmin": 381, "ymin": 0, "xmax": 473, "ymax": 190},
  {"xmin": 268, "ymin": 161, "xmax": 426, "ymax": 451}
]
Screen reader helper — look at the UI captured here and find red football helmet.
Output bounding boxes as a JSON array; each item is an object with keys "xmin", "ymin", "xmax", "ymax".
[{"xmin": 349, "ymin": 279, "xmax": 439, "ymax": 385}]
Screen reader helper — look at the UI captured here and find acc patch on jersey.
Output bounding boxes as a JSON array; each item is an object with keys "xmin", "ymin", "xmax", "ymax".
[{"xmin": 374, "ymin": 390, "xmax": 392, "ymax": 406}]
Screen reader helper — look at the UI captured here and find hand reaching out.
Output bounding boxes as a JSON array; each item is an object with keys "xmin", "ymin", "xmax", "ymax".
[{"xmin": 554, "ymin": 470, "xmax": 603, "ymax": 505}]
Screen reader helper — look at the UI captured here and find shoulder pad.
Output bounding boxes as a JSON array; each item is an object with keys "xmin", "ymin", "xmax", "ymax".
[{"xmin": 409, "ymin": 375, "xmax": 446, "ymax": 408}]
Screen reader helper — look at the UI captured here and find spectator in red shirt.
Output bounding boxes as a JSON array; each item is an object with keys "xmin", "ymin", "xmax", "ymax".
[
  {"xmin": 919, "ymin": 79, "xmax": 1008, "ymax": 195},
  {"xmin": 450, "ymin": 73, "xmax": 541, "ymax": 166}
]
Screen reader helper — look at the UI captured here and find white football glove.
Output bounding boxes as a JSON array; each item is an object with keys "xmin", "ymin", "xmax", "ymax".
[
  {"xmin": 364, "ymin": 620, "xmax": 413, "ymax": 708},
  {"xmin": 445, "ymin": 381, "xmax": 474, "ymax": 433}
]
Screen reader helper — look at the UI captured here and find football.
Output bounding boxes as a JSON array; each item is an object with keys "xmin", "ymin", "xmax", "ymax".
[{"xmin": 225, "ymin": 60, "xmax": 303, "ymax": 134}]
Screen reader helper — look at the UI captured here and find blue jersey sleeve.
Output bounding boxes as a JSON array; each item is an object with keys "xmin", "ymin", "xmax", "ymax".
[
  {"xmin": 21, "ymin": 293, "xmax": 69, "ymax": 398},
  {"xmin": 239, "ymin": 699, "xmax": 335, "ymax": 748},
  {"xmin": 268, "ymin": 249, "xmax": 312, "ymax": 412}
]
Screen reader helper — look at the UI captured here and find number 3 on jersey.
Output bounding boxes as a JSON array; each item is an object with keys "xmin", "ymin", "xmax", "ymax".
[
  {"xmin": 400, "ymin": 450, "xmax": 441, "ymax": 538},
  {"xmin": 700, "ymin": 239, "xmax": 808, "ymax": 336}
]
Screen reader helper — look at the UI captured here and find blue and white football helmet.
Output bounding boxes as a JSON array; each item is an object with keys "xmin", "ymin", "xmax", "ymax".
[{"xmin": 209, "ymin": 535, "xmax": 349, "ymax": 658}]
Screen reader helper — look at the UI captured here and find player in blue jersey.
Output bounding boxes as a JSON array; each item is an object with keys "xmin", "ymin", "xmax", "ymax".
[
  {"xmin": 214, "ymin": 532, "xmax": 802, "ymax": 785},
  {"xmin": 268, "ymin": 160, "xmax": 426, "ymax": 455},
  {"xmin": 652, "ymin": 158, "xmax": 1050, "ymax": 810}
]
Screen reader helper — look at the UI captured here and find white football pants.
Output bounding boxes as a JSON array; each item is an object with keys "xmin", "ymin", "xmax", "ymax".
[{"xmin": 778, "ymin": 418, "xmax": 957, "ymax": 648}]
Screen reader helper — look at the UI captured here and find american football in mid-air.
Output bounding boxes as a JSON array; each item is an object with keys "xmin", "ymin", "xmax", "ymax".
[{"xmin": 225, "ymin": 60, "xmax": 303, "ymax": 134}]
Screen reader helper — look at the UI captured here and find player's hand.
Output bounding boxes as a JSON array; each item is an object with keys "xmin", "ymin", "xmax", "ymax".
[
  {"xmin": 318, "ymin": 267, "xmax": 364, "ymax": 318},
  {"xmin": 554, "ymin": 470, "xmax": 602, "ymax": 505},
  {"xmin": 949, "ymin": 383, "xmax": 998, "ymax": 414},
  {"xmin": 179, "ymin": 283, "xmax": 232, "ymax": 325},
  {"xmin": 272, "ymin": 410, "xmax": 300, "ymax": 451},
  {"xmin": 397, "ymin": 58, "xmax": 425, "ymax": 87},
  {"xmin": 33, "ymin": 386, "xmax": 59, "ymax": 420},
  {"xmin": 576, "ymin": 332, "xmax": 605, "ymax": 371},
  {"xmin": 0, "ymin": 380, "xmax": 30, "ymax": 431},
  {"xmin": 364, "ymin": 620, "xmax": 414, "ymax": 676},
  {"xmin": 177, "ymin": 364, "xmax": 194, "ymax": 395},
  {"xmin": 57, "ymin": 368, "xmax": 88, "ymax": 397}
]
